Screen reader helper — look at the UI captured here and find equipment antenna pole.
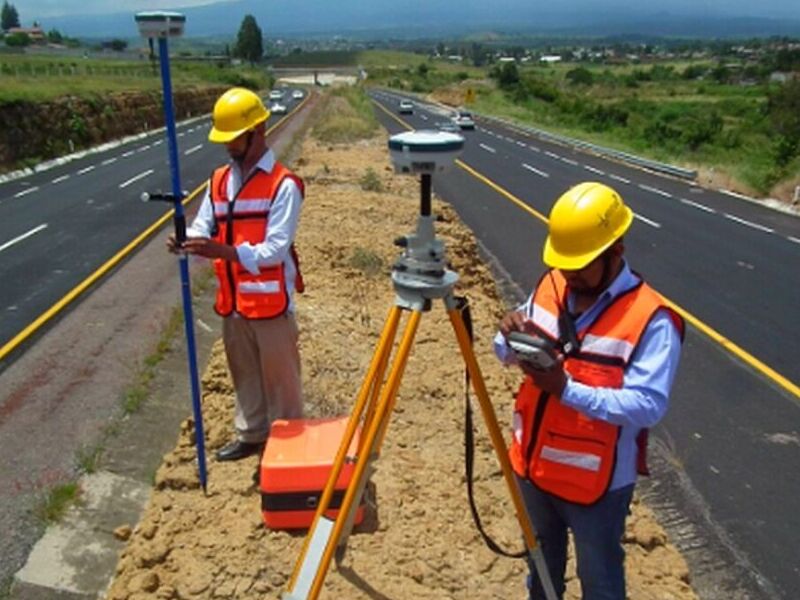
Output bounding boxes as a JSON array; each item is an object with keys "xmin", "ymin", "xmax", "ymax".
[{"xmin": 136, "ymin": 11, "xmax": 208, "ymax": 493}]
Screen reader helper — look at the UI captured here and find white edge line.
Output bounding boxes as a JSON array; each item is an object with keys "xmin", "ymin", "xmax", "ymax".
[
  {"xmin": 13, "ymin": 186, "xmax": 39, "ymax": 198},
  {"xmin": 522, "ymin": 163, "xmax": 549, "ymax": 178},
  {"xmin": 634, "ymin": 213, "xmax": 661, "ymax": 228},
  {"xmin": 0, "ymin": 223, "xmax": 48, "ymax": 253},
  {"xmin": 119, "ymin": 169, "xmax": 154, "ymax": 189},
  {"xmin": 787, "ymin": 236, "xmax": 800, "ymax": 245},
  {"xmin": 680, "ymin": 198, "xmax": 716, "ymax": 213},
  {"xmin": 723, "ymin": 213, "xmax": 774, "ymax": 233},
  {"xmin": 639, "ymin": 184, "xmax": 673, "ymax": 198}
]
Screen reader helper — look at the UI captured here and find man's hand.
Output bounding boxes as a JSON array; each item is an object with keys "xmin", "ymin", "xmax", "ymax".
[
  {"xmin": 181, "ymin": 238, "xmax": 237, "ymax": 261},
  {"xmin": 499, "ymin": 310, "xmax": 533, "ymax": 339},
  {"xmin": 166, "ymin": 233, "xmax": 183, "ymax": 254},
  {"xmin": 520, "ymin": 355, "xmax": 568, "ymax": 397}
]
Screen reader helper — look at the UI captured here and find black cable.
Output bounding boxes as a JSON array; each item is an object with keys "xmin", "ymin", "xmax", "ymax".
[{"xmin": 457, "ymin": 296, "xmax": 526, "ymax": 559}]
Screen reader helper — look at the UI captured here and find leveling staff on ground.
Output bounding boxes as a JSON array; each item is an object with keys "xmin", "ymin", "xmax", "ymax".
[
  {"xmin": 168, "ymin": 87, "xmax": 305, "ymax": 462},
  {"xmin": 494, "ymin": 182, "xmax": 684, "ymax": 600}
]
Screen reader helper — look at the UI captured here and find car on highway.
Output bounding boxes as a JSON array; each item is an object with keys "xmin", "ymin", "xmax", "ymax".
[
  {"xmin": 452, "ymin": 110, "xmax": 475, "ymax": 130},
  {"xmin": 270, "ymin": 102, "xmax": 288, "ymax": 115},
  {"xmin": 292, "ymin": 89, "xmax": 304, "ymax": 100},
  {"xmin": 398, "ymin": 99, "xmax": 414, "ymax": 114},
  {"xmin": 435, "ymin": 120, "xmax": 460, "ymax": 133},
  {"xmin": 269, "ymin": 90, "xmax": 283, "ymax": 100}
]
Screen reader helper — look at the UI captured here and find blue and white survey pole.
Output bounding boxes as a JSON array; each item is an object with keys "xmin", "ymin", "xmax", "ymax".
[{"xmin": 135, "ymin": 11, "xmax": 208, "ymax": 493}]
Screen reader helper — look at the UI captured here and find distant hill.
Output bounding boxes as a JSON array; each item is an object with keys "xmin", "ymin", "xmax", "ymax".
[{"xmin": 38, "ymin": 0, "xmax": 800, "ymax": 40}]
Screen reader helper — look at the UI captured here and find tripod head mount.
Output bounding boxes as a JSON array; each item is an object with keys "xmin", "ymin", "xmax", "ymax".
[{"xmin": 387, "ymin": 130, "xmax": 464, "ymax": 309}]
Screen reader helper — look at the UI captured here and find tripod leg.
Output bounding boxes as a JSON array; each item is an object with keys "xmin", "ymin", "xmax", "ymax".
[
  {"xmin": 286, "ymin": 305, "xmax": 401, "ymax": 597},
  {"xmin": 285, "ymin": 309, "xmax": 422, "ymax": 600},
  {"xmin": 360, "ymin": 308, "xmax": 400, "ymax": 454},
  {"xmin": 446, "ymin": 302, "xmax": 559, "ymax": 600}
]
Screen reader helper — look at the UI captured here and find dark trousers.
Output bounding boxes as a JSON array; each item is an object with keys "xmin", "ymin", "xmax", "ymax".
[{"xmin": 516, "ymin": 474, "xmax": 634, "ymax": 600}]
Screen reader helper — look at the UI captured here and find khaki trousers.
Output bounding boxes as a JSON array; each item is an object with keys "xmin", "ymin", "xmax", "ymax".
[{"xmin": 222, "ymin": 312, "xmax": 303, "ymax": 444}]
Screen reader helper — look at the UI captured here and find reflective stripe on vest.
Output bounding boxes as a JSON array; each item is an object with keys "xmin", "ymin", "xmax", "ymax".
[
  {"xmin": 209, "ymin": 162, "xmax": 303, "ymax": 319},
  {"xmin": 508, "ymin": 269, "xmax": 683, "ymax": 505}
]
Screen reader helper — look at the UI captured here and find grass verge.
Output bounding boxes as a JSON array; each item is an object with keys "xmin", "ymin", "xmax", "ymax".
[{"xmin": 311, "ymin": 86, "xmax": 380, "ymax": 144}]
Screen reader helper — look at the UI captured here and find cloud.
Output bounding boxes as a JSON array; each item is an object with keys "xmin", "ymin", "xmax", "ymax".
[{"xmin": 23, "ymin": 0, "xmax": 233, "ymax": 19}]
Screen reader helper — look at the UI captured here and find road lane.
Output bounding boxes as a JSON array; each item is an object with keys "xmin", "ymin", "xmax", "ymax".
[
  {"xmin": 370, "ymin": 89, "xmax": 800, "ymax": 598},
  {"xmin": 0, "ymin": 95, "xmax": 305, "ymax": 365}
]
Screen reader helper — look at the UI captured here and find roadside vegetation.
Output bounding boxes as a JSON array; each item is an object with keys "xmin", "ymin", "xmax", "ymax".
[
  {"xmin": 363, "ymin": 47, "xmax": 800, "ymax": 197},
  {"xmin": 311, "ymin": 85, "xmax": 379, "ymax": 144},
  {"xmin": 0, "ymin": 53, "xmax": 270, "ymax": 102}
]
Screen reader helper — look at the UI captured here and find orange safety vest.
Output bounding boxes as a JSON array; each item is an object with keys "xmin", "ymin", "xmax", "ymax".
[
  {"xmin": 508, "ymin": 270, "xmax": 683, "ymax": 505},
  {"xmin": 209, "ymin": 161, "xmax": 304, "ymax": 319}
]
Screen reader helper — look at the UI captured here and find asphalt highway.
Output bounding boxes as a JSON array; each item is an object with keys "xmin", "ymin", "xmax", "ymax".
[
  {"xmin": 1, "ymin": 85, "xmax": 797, "ymax": 597},
  {"xmin": 370, "ymin": 89, "xmax": 800, "ymax": 599},
  {"xmin": 0, "ymin": 91, "xmax": 305, "ymax": 367}
]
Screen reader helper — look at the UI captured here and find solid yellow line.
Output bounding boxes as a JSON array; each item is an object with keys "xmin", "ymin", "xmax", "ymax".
[
  {"xmin": 376, "ymin": 92, "xmax": 798, "ymax": 399},
  {"xmin": 457, "ymin": 158, "xmax": 800, "ymax": 400},
  {"xmin": 371, "ymin": 97, "xmax": 413, "ymax": 129},
  {"xmin": 0, "ymin": 95, "xmax": 313, "ymax": 364},
  {"xmin": 0, "ymin": 181, "xmax": 206, "ymax": 363},
  {"xmin": 665, "ymin": 300, "xmax": 800, "ymax": 398},
  {"xmin": 455, "ymin": 159, "xmax": 548, "ymax": 224}
]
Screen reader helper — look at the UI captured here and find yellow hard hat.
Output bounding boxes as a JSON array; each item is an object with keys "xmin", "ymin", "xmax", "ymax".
[
  {"xmin": 208, "ymin": 87, "xmax": 269, "ymax": 144},
  {"xmin": 543, "ymin": 182, "xmax": 633, "ymax": 270}
]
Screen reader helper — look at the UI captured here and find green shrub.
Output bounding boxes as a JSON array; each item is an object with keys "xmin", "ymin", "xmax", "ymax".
[
  {"xmin": 348, "ymin": 247, "xmax": 384, "ymax": 277},
  {"xmin": 565, "ymin": 67, "xmax": 594, "ymax": 86},
  {"xmin": 360, "ymin": 167, "xmax": 383, "ymax": 192},
  {"xmin": 311, "ymin": 86, "xmax": 379, "ymax": 144}
]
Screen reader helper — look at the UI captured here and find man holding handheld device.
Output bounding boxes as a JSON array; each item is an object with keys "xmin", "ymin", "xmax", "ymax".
[{"xmin": 494, "ymin": 182, "xmax": 684, "ymax": 600}]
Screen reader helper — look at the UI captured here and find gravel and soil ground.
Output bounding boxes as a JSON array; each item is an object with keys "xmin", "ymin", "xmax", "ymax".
[{"xmin": 106, "ymin": 132, "xmax": 698, "ymax": 600}]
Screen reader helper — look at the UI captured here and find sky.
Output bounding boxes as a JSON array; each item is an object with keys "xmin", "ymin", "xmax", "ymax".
[{"xmin": 14, "ymin": 0, "xmax": 800, "ymax": 20}]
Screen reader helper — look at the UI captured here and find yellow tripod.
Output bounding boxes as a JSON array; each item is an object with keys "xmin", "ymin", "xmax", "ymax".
[{"xmin": 284, "ymin": 153, "xmax": 557, "ymax": 600}]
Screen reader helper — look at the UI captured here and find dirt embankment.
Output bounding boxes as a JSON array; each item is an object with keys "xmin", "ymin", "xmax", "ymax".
[
  {"xmin": 0, "ymin": 86, "xmax": 226, "ymax": 169},
  {"xmin": 105, "ymin": 131, "xmax": 698, "ymax": 600}
]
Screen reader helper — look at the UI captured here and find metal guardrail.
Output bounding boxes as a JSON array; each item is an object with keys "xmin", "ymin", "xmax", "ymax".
[{"xmin": 478, "ymin": 113, "xmax": 698, "ymax": 181}]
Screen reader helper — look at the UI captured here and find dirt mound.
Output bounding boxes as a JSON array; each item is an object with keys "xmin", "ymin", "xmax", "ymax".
[{"xmin": 106, "ymin": 134, "xmax": 697, "ymax": 600}]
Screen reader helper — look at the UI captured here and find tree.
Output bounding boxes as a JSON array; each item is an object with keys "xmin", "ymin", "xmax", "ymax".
[
  {"xmin": 4, "ymin": 31, "xmax": 28, "ymax": 46},
  {"xmin": 1, "ymin": 1, "xmax": 20, "ymax": 31},
  {"xmin": 767, "ymin": 79, "xmax": 800, "ymax": 165},
  {"xmin": 233, "ymin": 14, "xmax": 263, "ymax": 65},
  {"xmin": 565, "ymin": 67, "xmax": 594, "ymax": 86},
  {"xmin": 107, "ymin": 39, "xmax": 128, "ymax": 52},
  {"xmin": 491, "ymin": 61, "xmax": 520, "ymax": 90}
]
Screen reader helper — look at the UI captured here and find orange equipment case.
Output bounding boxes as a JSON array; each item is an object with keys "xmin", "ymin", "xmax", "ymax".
[{"xmin": 259, "ymin": 417, "xmax": 365, "ymax": 530}]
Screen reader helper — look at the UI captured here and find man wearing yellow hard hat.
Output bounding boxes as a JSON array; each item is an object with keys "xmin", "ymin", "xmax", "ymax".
[
  {"xmin": 168, "ymin": 87, "xmax": 305, "ymax": 463},
  {"xmin": 495, "ymin": 182, "xmax": 684, "ymax": 599}
]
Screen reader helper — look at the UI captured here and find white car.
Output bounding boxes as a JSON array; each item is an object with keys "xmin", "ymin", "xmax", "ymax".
[
  {"xmin": 398, "ymin": 99, "xmax": 414, "ymax": 114},
  {"xmin": 291, "ymin": 89, "xmax": 304, "ymax": 100},
  {"xmin": 269, "ymin": 90, "xmax": 283, "ymax": 100},
  {"xmin": 270, "ymin": 102, "xmax": 287, "ymax": 115},
  {"xmin": 453, "ymin": 110, "xmax": 475, "ymax": 130}
]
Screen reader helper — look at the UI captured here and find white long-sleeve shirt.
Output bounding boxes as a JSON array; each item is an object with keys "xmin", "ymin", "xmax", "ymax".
[
  {"xmin": 493, "ymin": 262, "xmax": 682, "ymax": 490},
  {"xmin": 188, "ymin": 149, "xmax": 302, "ymax": 312}
]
